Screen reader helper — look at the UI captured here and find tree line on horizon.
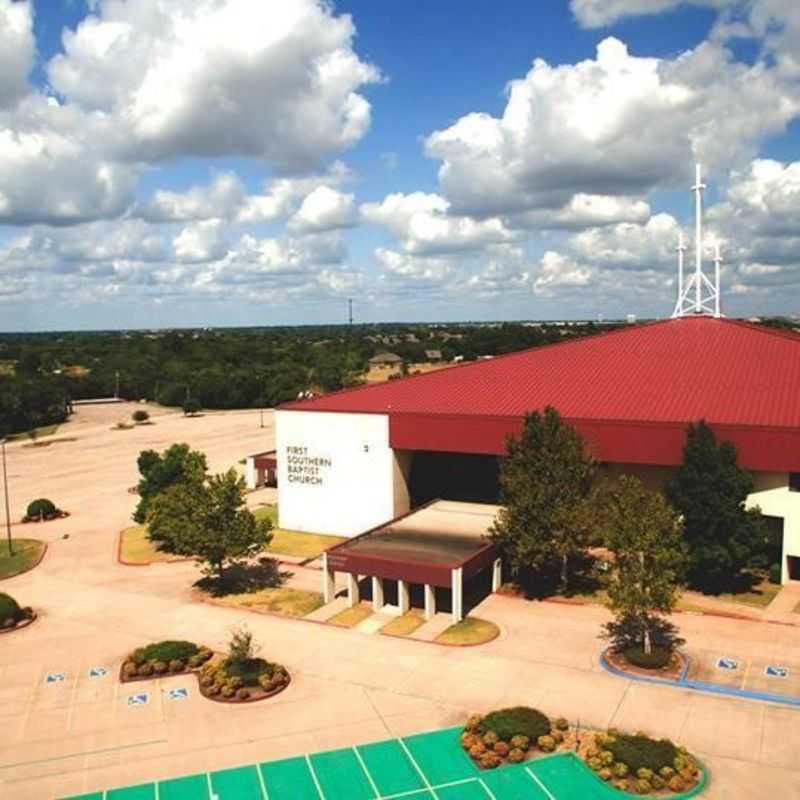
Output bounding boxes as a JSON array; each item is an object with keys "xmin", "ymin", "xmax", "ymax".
[{"xmin": 0, "ymin": 321, "xmax": 610, "ymax": 436}]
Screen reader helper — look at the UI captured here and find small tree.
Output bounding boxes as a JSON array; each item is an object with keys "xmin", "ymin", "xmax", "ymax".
[
  {"xmin": 132, "ymin": 409, "xmax": 150, "ymax": 424},
  {"xmin": 491, "ymin": 407, "xmax": 596, "ymax": 591},
  {"xmin": 133, "ymin": 443, "xmax": 207, "ymax": 523},
  {"xmin": 666, "ymin": 421, "xmax": 766, "ymax": 592},
  {"xmin": 183, "ymin": 397, "xmax": 202, "ymax": 416},
  {"xmin": 228, "ymin": 625, "xmax": 259, "ymax": 664},
  {"xmin": 147, "ymin": 469, "xmax": 272, "ymax": 584},
  {"xmin": 595, "ymin": 475, "xmax": 686, "ymax": 655}
]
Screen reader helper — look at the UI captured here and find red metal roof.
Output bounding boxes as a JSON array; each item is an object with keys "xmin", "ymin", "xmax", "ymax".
[{"xmin": 283, "ymin": 318, "xmax": 800, "ymax": 471}]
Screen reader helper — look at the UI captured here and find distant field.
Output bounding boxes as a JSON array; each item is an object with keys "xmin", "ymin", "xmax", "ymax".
[
  {"xmin": 0, "ymin": 360, "xmax": 15, "ymax": 376},
  {"xmin": 364, "ymin": 361, "xmax": 455, "ymax": 384}
]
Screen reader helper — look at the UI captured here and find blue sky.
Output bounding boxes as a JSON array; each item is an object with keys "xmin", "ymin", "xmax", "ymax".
[{"xmin": 1, "ymin": 0, "xmax": 799, "ymax": 330}]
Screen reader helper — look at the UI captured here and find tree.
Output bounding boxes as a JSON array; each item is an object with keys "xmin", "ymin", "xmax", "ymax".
[
  {"xmin": 666, "ymin": 421, "xmax": 766, "ymax": 593},
  {"xmin": 133, "ymin": 443, "xmax": 207, "ymax": 523},
  {"xmin": 595, "ymin": 475, "xmax": 686, "ymax": 655},
  {"xmin": 183, "ymin": 397, "xmax": 202, "ymax": 416},
  {"xmin": 147, "ymin": 469, "xmax": 272, "ymax": 583},
  {"xmin": 490, "ymin": 407, "xmax": 596, "ymax": 591}
]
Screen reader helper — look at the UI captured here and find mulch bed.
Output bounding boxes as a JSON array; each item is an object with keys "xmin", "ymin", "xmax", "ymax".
[
  {"xmin": 21, "ymin": 511, "xmax": 70, "ymax": 524},
  {"xmin": 119, "ymin": 663, "xmax": 196, "ymax": 683},
  {"xmin": 197, "ymin": 672, "xmax": 291, "ymax": 703},
  {"xmin": 0, "ymin": 611, "xmax": 37, "ymax": 635},
  {"xmin": 605, "ymin": 648, "xmax": 686, "ymax": 681}
]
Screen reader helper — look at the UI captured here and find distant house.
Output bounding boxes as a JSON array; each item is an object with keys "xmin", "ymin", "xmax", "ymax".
[
  {"xmin": 369, "ymin": 352, "xmax": 403, "ymax": 367},
  {"xmin": 424, "ymin": 349, "xmax": 442, "ymax": 362}
]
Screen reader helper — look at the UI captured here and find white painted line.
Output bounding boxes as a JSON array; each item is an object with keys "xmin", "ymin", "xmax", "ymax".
[
  {"xmin": 382, "ymin": 777, "xmax": 476, "ymax": 800},
  {"xmin": 525, "ymin": 767, "xmax": 557, "ymax": 800},
  {"xmin": 396, "ymin": 738, "xmax": 439, "ymax": 799},
  {"xmin": 306, "ymin": 754, "xmax": 326, "ymax": 800},
  {"xmin": 255, "ymin": 762, "xmax": 270, "ymax": 800},
  {"xmin": 206, "ymin": 772, "xmax": 216, "ymax": 800},
  {"xmin": 353, "ymin": 747, "xmax": 380, "ymax": 799},
  {"xmin": 479, "ymin": 778, "xmax": 498, "ymax": 799}
]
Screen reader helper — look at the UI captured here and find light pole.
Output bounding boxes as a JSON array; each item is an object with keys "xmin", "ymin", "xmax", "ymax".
[{"xmin": 1, "ymin": 438, "xmax": 13, "ymax": 557}]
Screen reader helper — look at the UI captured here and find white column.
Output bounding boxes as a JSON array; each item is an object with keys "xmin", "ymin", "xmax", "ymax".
[
  {"xmin": 245, "ymin": 456, "xmax": 257, "ymax": 489},
  {"xmin": 372, "ymin": 576, "xmax": 384, "ymax": 613},
  {"xmin": 492, "ymin": 558, "xmax": 502, "ymax": 593},
  {"xmin": 424, "ymin": 584, "xmax": 436, "ymax": 621},
  {"xmin": 398, "ymin": 579, "xmax": 410, "ymax": 614},
  {"xmin": 451, "ymin": 568, "xmax": 463, "ymax": 624},
  {"xmin": 347, "ymin": 573, "xmax": 360, "ymax": 608},
  {"xmin": 322, "ymin": 553, "xmax": 336, "ymax": 604}
]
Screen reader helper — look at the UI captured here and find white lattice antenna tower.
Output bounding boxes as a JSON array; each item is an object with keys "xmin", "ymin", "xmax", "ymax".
[{"xmin": 672, "ymin": 164, "xmax": 721, "ymax": 318}]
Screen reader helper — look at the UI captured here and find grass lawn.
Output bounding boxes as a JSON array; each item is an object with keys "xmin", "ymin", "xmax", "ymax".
[
  {"xmin": 7, "ymin": 424, "xmax": 60, "ymax": 441},
  {"xmin": 0, "ymin": 538, "xmax": 46, "ymax": 579},
  {"xmin": 709, "ymin": 580, "xmax": 782, "ymax": 609},
  {"xmin": 381, "ymin": 609, "xmax": 425, "ymax": 637},
  {"xmin": 119, "ymin": 525, "xmax": 182, "ymax": 565},
  {"xmin": 254, "ymin": 506, "xmax": 345, "ymax": 559},
  {"xmin": 213, "ymin": 587, "xmax": 324, "ymax": 618},
  {"xmin": 435, "ymin": 617, "xmax": 500, "ymax": 646},
  {"xmin": 328, "ymin": 602, "xmax": 373, "ymax": 628}
]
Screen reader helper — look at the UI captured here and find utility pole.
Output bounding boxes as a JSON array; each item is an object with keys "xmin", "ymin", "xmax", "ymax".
[
  {"xmin": 1, "ymin": 439, "xmax": 13, "ymax": 557},
  {"xmin": 348, "ymin": 298, "xmax": 353, "ymax": 326},
  {"xmin": 114, "ymin": 370, "xmax": 120, "ymax": 400}
]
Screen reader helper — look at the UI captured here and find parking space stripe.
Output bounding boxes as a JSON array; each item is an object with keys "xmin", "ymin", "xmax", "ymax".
[
  {"xmin": 352, "ymin": 747, "xmax": 380, "ymax": 799},
  {"xmin": 255, "ymin": 762, "xmax": 270, "ymax": 800},
  {"xmin": 205, "ymin": 772, "xmax": 214, "ymax": 800},
  {"xmin": 478, "ymin": 779, "xmax": 498, "ymax": 799},
  {"xmin": 397, "ymin": 738, "xmax": 439, "ymax": 799},
  {"xmin": 305, "ymin": 754, "xmax": 326, "ymax": 800},
  {"xmin": 525, "ymin": 767, "xmax": 556, "ymax": 800}
]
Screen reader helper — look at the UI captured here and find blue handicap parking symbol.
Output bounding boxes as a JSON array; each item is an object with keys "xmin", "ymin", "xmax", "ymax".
[
  {"xmin": 166, "ymin": 687, "xmax": 189, "ymax": 701},
  {"xmin": 127, "ymin": 693, "xmax": 149, "ymax": 706},
  {"xmin": 46, "ymin": 672, "xmax": 66, "ymax": 684},
  {"xmin": 765, "ymin": 665, "xmax": 788, "ymax": 678},
  {"xmin": 88, "ymin": 666, "xmax": 108, "ymax": 678},
  {"xmin": 716, "ymin": 657, "xmax": 739, "ymax": 671}
]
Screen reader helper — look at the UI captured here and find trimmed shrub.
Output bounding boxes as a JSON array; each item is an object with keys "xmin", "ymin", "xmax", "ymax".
[
  {"xmin": 510, "ymin": 735, "xmax": 530, "ymax": 751},
  {"xmin": 236, "ymin": 688, "xmax": 250, "ymax": 701},
  {"xmin": 482, "ymin": 731, "xmax": 499, "ymax": 747},
  {"xmin": 138, "ymin": 641, "xmax": 199, "ymax": 664},
  {"xmin": 507, "ymin": 748, "xmax": 525, "ymax": 764},
  {"xmin": 132, "ymin": 410, "xmax": 150, "ymax": 423},
  {"xmin": 152, "ymin": 661, "xmax": 168, "ymax": 675},
  {"xmin": 469, "ymin": 743, "xmax": 486, "ymax": 758},
  {"xmin": 122, "ymin": 662, "xmax": 138, "ymax": 679},
  {"xmin": 537, "ymin": 735, "xmax": 556, "ymax": 753},
  {"xmin": 0, "ymin": 593, "xmax": 24, "ymax": 625},
  {"xmin": 598, "ymin": 768, "xmax": 612, "ymax": 782},
  {"xmin": 634, "ymin": 778, "xmax": 652, "ymax": 795},
  {"xmin": 224, "ymin": 656, "xmax": 271, "ymax": 687},
  {"xmin": 478, "ymin": 752, "xmax": 501, "ymax": 770},
  {"xmin": 553, "ymin": 717, "xmax": 569, "ymax": 731},
  {"xmin": 549, "ymin": 729, "xmax": 564, "ymax": 744},
  {"xmin": 624, "ymin": 646, "xmax": 671, "ymax": 670},
  {"xmin": 465, "ymin": 713, "xmax": 483, "ymax": 732},
  {"xmin": 480, "ymin": 707, "xmax": 550, "ymax": 742},
  {"xmin": 138, "ymin": 662, "xmax": 154, "ymax": 677},
  {"xmin": 25, "ymin": 498, "xmax": 59, "ymax": 519},
  {"xmin": 668, "ymin": 776, "xmax": 686, "ymax": 792},
  {"xmin": 168, "ymin": 659, "xmax": 184, "ymax": 673},
  {"xmin": 607, "ymin": 734, "xmax": 679, "ymax": 773},
  {"xmin": 493, "ymin": 741, "xmax": 510, "ymax": 757},
  {"xmin": 221, "ymin": 685, "xmax": 235, "ymax": 698},
  {"xmin": 600, "ymin": 751, "xmax": 614, "ymax": 767},
  {"xmin": 612, "ymin": 762, "xmax": 629, "ymax": 778}
]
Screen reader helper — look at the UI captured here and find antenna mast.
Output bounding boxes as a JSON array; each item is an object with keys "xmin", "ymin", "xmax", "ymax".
[
  {"xmin": 348, "ymin": 298, "xmax": 353, "ymax": 326},
  {"xmin": 671, "ymin": 163, "xmax": 722, "ymax": 318}
]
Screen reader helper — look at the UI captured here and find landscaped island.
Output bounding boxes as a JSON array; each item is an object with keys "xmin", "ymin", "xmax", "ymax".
[
  {"xmin": 0, "ymin": 592, "xmax": 35, "ymax": 632},
  {"xmin": 462, "ymin": 707, "xmax": 704, "ymax": 796}
]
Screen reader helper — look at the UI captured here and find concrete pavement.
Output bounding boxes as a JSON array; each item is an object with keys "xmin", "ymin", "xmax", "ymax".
[{"xmin": 1, "ymin": 406, "xmax": 799, "ymax": 799}]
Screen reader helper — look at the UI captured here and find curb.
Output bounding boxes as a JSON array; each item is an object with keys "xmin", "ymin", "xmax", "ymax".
[{"xmin": 600, "ymin": 647, "xmax": 800, "ymax": 708}]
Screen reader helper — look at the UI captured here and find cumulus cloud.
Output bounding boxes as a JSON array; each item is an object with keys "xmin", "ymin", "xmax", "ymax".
[
  {"xmin": 0, "ymin": 0, "xmax": 34, "ymax": 108},
  {"xmin": 139, "ymin": 173, "xmax": 246, "ymax": 223},
  {"xmin": 173, "ymin": 220, "xmax": 229, "ymax": 263},
  {"xmin": 361, "ymin": 192, "xmax": 515, "ymax": 255},
  {"xmin": 424, "ymin": 38, "xmax": 798, "ymax": 218},
  {"xmin": 570, "ymin": 0, "xmax": 728, "ymax": 28},
  {"xmin": 509, "ymin": 194, "xmax": 651, "ymax": 231},
  {"xmin": 47, "ymin": 0, "xmax": 380, "ymax": 168},
  {"xmin": 288, "ymin": 186, "xmax": 357, "ymax": 232}
]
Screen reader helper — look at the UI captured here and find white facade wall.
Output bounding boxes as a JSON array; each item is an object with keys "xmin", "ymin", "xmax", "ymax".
[
  {"xmin": 747, "ymin": 472, "xmax": 800, "ymax": 583},
  {"xmin": 275, "ymin": 410, "xmax": 410, "ymax": 537}
]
